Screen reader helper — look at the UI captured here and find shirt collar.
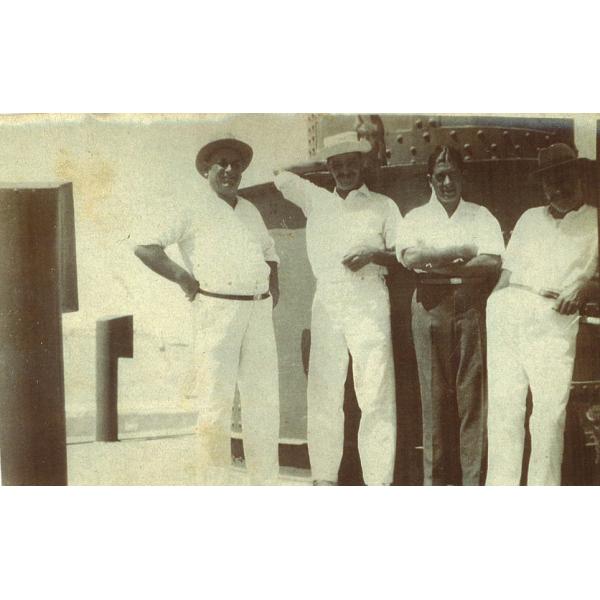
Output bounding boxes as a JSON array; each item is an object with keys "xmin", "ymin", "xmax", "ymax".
[
  {"xmin": 427, "ymin": 190, "xmax": 464, "ymax": 219},
  {"xmin": 207, "ymin": 187, "xmax": 241, "ymax": 210},
  {"xmin": 546, "ymin": 202, "xmax": 586, "ymax": 221},
  {"xmin": 334, "ymin": 183, "xmax": 371, "ymax": 201}
]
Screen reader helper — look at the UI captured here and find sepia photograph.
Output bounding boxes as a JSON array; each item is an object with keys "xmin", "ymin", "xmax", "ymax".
[
  {"xmin": 0, "ymin": 112, "xmax": 598, "ymax": 487},
  {"xmin": 2, "ymin": 5, "xmax": 600, "ymax": 600}
]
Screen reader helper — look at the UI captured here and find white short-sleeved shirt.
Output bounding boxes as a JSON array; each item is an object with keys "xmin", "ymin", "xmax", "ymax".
[
  {"xmin": 503, "ymin": 203, "xmax": 598, "ymax": 292},
  {"xmin": 135, "ymin": 189, "xmax": 279, "ymax": 296},
  {"xmin": 274, "ymin": 171, "xmax": 401, "ymax": 283},
  {"xmin": 395, "ymin": 192, "xmax": 505, "ymax": 269}
]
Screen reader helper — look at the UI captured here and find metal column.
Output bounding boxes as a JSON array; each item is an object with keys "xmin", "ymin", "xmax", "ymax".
[
  {"xmin": 96, "ymin": 315, "xmax": 133, "ymax": 442},
  {"xmin": 0, "ymin": 183, "xmax": 77, "ymax": 485}
]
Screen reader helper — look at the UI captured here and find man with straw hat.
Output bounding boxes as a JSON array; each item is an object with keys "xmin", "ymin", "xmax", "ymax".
[
  {"xmin": 274, "ymin": 131, "xmax": 400, "ymax": 485},
  {"xmin": 134, "ymin": 136, "xmax": 280, "ymax": 484},
  {"xmin": 486, "ymin": 143, "xmax": 598, "ymax": 485}
]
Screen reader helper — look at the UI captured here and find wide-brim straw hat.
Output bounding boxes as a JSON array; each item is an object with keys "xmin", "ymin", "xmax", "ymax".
[
  {"xmin": 195, "ymin": 136, "xmax": 253, "ymax": 175},
  {"xmin": 316, "ymin": 131, "xmax": 372, "ymax": 162}
]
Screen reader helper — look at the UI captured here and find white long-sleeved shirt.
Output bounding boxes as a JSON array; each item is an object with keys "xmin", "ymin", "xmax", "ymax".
[
  {"xmin": 503, "ymin": 203, "xmax": 598, "ymax": 291},
  {"xmin": 274, "ymin": 171, "xmax": 401, "ymax": 283},
  {"xmin": 135, "ymin": 189, "xmax": 279, "ymax": 296},
  {"xmin": 395, "ymin": 192, "xmax": 505, "ymax": 270}
]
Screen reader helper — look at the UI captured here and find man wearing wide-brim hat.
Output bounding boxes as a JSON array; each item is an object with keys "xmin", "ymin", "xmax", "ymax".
[
  {"xmin": 134, "ymin": 135, "xmax": 280, "ymax": 484},
  {"xmin": 274, "ymin": 131, "xmax": 401, "ymax": 485},
  {"xmin": 486, "ymin": 142, "xmax": 599, "ymax": 486}
]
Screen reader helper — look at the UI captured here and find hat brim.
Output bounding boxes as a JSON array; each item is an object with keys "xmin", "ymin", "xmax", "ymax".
[
  {"xmin": 530, "ymin": 157, "xmax": 583, "ymax": 178},
  {"xmin": 196, "ymin": 138, "xmax": 253, "ymax": 175},
  {"xmin": 317, "ymin": 139, "xmax": 372, "ymax": 162}
]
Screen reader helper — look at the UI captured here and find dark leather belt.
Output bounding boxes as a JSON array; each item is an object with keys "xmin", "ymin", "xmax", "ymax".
[
  {"xmin": 509, "ymin": 283, "xmax": 559, "ymax": 300},
  {"xmin": 198, "ymin": 287, "xmax": 270, "ymax": 301}
]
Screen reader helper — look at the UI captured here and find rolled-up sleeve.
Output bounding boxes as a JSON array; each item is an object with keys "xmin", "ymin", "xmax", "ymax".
[
  {"xmin": 131, "ymin": 206, "xmax": 190, "ymax": 249},
  {"xmin": 476, "ymin": 208, "xmax": 506, "ymax": 257},
  {"xmin": 274, "ymin": 171, "xmax": 316, "ymax": 216}
]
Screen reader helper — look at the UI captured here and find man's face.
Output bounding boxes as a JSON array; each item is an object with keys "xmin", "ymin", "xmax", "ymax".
[
  {"xmin": 541, "ymin": 166, "xmax": 581, "ymax": 212},
  {"xmin": 327, "ymin": 152, "xmax": 364, "ymax": 192},
  {"xmin": 429, "ymin": 160, "xmax": 463, "ymax": 206},
  {"xmin": 204, "ymin": 147, "xmax": 244, "ymax": 197}
]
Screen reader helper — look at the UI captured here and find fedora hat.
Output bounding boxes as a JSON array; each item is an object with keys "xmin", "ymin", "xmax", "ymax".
[
  {"xmin": 317, "ymin": 131, "xmax": 372, "ymax": 162},
  {"xmin": 195, "ymin": 136, "xmax": 253, "ymax": 175},
  {"xmin": 531, "ymin": 143, "xmax": 582, "ymax": 178}
]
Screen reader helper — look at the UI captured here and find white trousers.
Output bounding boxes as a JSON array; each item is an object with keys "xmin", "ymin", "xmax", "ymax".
[
  {"xmin": 191, "ymin": 294, "xmax": 280, "ymax": 484},
  {"xmin": 307, "ymin": 278, "xmax": 397, "ymax": 485},
  {"xmin": 486, "ymin": 288, "xmax": 579, "ymax": 486}
]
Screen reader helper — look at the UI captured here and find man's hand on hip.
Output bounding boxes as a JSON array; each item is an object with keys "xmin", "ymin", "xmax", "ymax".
[{"xmin": 177, "ymin": 271, "xmax": 200, "ymax": 302}]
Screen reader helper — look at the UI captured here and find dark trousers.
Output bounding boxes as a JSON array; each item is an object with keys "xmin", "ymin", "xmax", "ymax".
[{"xmin": 411, "ymin": 283, "xmax": 487, "ymax": 486}]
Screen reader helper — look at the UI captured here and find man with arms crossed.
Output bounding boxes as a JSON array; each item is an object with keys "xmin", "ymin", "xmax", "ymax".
[
  {"xmin": 486, "ymin": 143, "xmax": 598, "ymax": 485},
  {"xmin": 134, "ymin": 136, "xmax": 280, "ymax": 484},
  {"xmin": 396, "ymin": 146, "xmax": 504, "ymax": 486},
  {"xmin": 274, "ymin": 132, "xmax": 400, "ymax": 485}
]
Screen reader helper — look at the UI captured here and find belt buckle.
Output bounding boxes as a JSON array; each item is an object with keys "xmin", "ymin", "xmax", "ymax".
[
  {"xmin": 449, "ymin": 277, "xmax": 462, "ymax": 285},
  {"xmin": 253, "ymin": 293, "xmax": 261, "ymax": 301}
]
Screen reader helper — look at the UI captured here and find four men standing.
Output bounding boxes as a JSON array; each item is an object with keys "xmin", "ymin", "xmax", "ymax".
[{"xmin": 134, "ymin": 130, "xmax": 598, "ymax": 486}]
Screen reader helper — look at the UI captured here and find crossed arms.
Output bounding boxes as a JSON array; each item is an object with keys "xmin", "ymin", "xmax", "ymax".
[{"xmin": 400, "ymin": 243, "xmax": 502, "ymax": 278}]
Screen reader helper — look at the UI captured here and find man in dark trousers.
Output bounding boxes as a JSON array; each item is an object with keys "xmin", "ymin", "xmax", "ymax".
[{"xmin": 396, "ymin": 146, "xmax": 504, "ymax": 485}]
